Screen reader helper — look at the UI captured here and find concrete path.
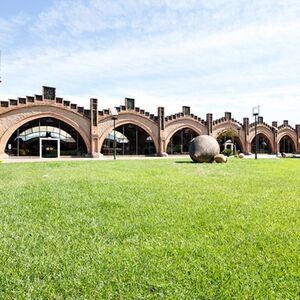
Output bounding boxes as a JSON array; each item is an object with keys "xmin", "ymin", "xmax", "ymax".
[
  {"xmin": 243, "ymin": 154, "xmax": 280, "ymax": 159},
  {"xmin": 1, "ymin": 155, "xmax": 190, "ymax": 164},
  {"xmin": 1, "ymin": 154, "xmax": 282, "ymax": 164}
]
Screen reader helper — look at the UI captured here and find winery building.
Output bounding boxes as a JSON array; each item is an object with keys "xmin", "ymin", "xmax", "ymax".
[{"xmin": 0, "ymin": 86, "xmax": 299, "ymax": 159}]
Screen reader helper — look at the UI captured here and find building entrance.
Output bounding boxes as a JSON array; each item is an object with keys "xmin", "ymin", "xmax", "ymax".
[
  {"xmin": 167, "ymin": 128, "xmax": 198, "ymax": 154},
  {"xmin": 5, "ymin": 117, "xmax": 87, "ymax": 157},
  {"xmin": 101, "ymin": 123, "xmax": 156, "ymax": 155},
  {"xmin": 40, "ymin": 138, "xmax": 60, "ymax": 158}
]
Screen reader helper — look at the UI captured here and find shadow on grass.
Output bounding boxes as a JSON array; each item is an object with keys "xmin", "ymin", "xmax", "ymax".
[{"xmin": 175, "ymin": 161, "xmax": 194, "ymax": 164}]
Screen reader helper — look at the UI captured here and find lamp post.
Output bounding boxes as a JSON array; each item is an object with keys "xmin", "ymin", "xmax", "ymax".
[
  {"xmin": 236, "ymin": 126, "xmax": 241, "ymax": 155},
  {"xmin": 252, "ymin": 106, "xmax": 260, "ymax": 160},
  {"xmin": 110, "ymin": 107, "xmax": 118, "ymax": 160}
]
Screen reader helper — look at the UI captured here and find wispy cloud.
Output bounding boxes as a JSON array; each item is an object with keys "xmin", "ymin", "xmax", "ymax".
[
  {"xmin": 0, "ymin": 17, "xmax": 16, "ymax": 44},
  {"xmin": 1, "ymin": 0, "xmax": 300, "ymax": 125}
]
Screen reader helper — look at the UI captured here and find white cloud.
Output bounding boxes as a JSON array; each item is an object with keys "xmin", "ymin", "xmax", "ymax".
[
  {"xmin": 11, "ymin": 12, "xmax": 31, "ymax": 25},
  {"xmin": 0, "ymin": 17, "xmax": 15, "ymax": 44},
  {"xmin": 1, "ymin": 0, "xmax": 300, "ymax": 126}
]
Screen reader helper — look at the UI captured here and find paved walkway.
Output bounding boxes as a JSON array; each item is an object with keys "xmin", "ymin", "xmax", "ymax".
[
  {"xmin": 1, "ymin": 154, "xmax": 282, "ymax": 163},
  {"xmin": 243, "ymin": 154, "xmax": 280, "ymax": 159},
  {"xmin": 1, "ymin": 155, "xmax": 190, "ymax": 163}
]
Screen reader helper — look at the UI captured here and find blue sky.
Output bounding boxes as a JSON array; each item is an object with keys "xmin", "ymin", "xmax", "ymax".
[{"xmin": 0, "ymin": 0, "xmax": 299, "ymax": 125}]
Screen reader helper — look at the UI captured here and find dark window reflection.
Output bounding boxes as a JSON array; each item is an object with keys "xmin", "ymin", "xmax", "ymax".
[
  {"xmin": 101, "ymin": 124, "xmax": 156, "ymax": 155},
  {"xmin": 167, "ymin": 128, "xmax": 198, "ymax": 154},
  {"xmin": 5, "ymin": 117, "xmax": 87, "ymax": 156},
  {"xmin": 251, "ymin": 134, "xmax": 271, "ymax": 154},
  {"xmin": 279, "ymin": 136, "xmax": 295, "ymax": 153}
]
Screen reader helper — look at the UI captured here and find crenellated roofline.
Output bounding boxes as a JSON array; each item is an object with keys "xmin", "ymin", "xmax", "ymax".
[{"xmin": 0, "ymin": 86, "xmax": 299, "ymax": 131}]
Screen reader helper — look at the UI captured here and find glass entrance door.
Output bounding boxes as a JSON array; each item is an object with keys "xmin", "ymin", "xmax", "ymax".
[{"xmin": 40, "ymin": 138, "xmax": 60, "ymax": 158}]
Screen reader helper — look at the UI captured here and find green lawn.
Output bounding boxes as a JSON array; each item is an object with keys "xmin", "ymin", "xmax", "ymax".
[{"xmin": 0, "ymin": 158, "xmax": 299, "ymax": 299}]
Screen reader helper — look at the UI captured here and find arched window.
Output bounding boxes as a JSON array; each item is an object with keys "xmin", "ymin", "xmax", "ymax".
[
  {"xmin": 279, "ymin": 136, "xmax": 295, "ymax": 153},
  {"xmin": 251, "ymin": 133, "xmax": 272, "ymax": 154},
  {"xmin": 5, "ymin": 117, "xmax": 87, "ymax": 157},
  {"xmin": 217, "ymin": 130, "xmax": 243, "ymax": 153},
  {"xmin": 101, "ymin": 123, "xmax": 156, "ymax": 155},
  {"xmin": 167, "ymin": 128, "xmax": 199, "ymax": 154}
]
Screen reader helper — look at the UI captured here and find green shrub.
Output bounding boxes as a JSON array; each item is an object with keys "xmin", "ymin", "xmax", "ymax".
[{"xmin": 222, "ymin": 148, "xmax": 233, "ymax": 156}]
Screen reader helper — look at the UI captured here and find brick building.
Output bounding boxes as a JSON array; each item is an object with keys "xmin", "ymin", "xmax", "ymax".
[{"xmin": 0, "ymin": 86, "xmax": 299, "ymax": 158}]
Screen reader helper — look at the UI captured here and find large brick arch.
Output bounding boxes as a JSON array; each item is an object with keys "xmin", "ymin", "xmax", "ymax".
[
  {"xmin": 249, "ymin": 125, "xmax": 275, "ymax": 153},
  {"xmin": 212, "ymin": 122, "xmax": 245, "ymax": 152},
  {"xmin": 163, "ymin": 118, "xmax": 207, "ymax": 152},
  {"xmin": 98, "ymin": 113, "xmax": 159, "ymax": 153},
  {"xmin": 277, "ymin": 128, "xmax": 297, "ymax": 152},
  {"xmin": 0, "ymin": 106, "xmax": 91, "ymax": 154}
]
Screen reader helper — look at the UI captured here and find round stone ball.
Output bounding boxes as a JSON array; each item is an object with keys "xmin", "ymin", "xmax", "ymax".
[
  {"xmin": 214, "ymin": 154, "xmax": 227, "ymax": 163},
  {"xmin": 189, "ymin": 135, "xmax": 220, "ymax": 163}
]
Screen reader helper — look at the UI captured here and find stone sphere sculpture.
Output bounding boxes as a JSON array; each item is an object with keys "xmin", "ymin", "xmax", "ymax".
[{"xmin": 189, "ymin": 135, "xmax": 220, "ymax": 163}]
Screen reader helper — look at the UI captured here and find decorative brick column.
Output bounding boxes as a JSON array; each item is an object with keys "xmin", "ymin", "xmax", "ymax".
[
  {"xmin": 243, "ymin": 117, "xmax": 250, "ymax": 154},
  {"xmin": 206, "ymin": 113, "xmax": 213, "ymax": 136},
  {"xmin": 157, "ymin": 106, "xmax": 167, "ymax": 156},
  {"xmin": 272, "ymin": 121, "xmax": 278, "ymax": 153},
  {"xmin": 225, "ymin": 112, "xmax": 231, "ymax": 121},
  {"xmin": 90, "ymin": 98, "xmax": 100, "ymax": 157},
  {"xmin": 296, "ymin": 125, "xmax": 300, "ymax": 153}
]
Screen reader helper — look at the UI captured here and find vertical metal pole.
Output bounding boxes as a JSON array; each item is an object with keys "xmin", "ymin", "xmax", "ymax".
[
  {"xmin": 58, "ymin": 120, "xmax": 61, "ymax": 157},
  {"xmin": 255, "ymin": 115, "xmax": 258, "ymax": 160},
  {"xmin": 76, "ymin": 131, "xmax": 79, "ymax": 155},
  {"xmin": 39, "ymin": 119, "xmax": 41, "ymax": 158},
  {"xmin": 113, "ymin": 118, "xmax": 116, "ymax": 160},
  {"xmin": 181, "ymin": 129, "xmax": 183, "ymax": 154},
  {"xmin": 57, "ymin": 138, "xmax": 60, "ymax": 159},
  {"xmin": 122, "ymin": 125, "xmax": 125, "ymax": 155},
  {"xmin": 136, "ymin": 126, "xmax": 138, "ymax": 155},
  {"xmin": 17, "ymin": 128, "xmax": 19, "ymax": 156},
  {"xmin": 59, "ymin": 120, "xmax": 61, "ymax": 136},
  {"xmin": 39, "ymin": 138, "xmax": 42, "ymax": 159}
]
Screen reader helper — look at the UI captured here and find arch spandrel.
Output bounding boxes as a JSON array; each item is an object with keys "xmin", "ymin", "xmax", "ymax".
[
  {"xmin": 277, "ymin": 128, "xmax": 297, "ymax": 145},
  {"xmin": 249, "ymin": 125, "xmax": 274, "ymax": 143},
  {"xmin": 98, "ymin": 113, "xmax": 159, "ymax": 153},
  {"xmin": 0, "ymin": 105, "xmax": 91, "ymax": 154},
  {"xmin": 212, "ymin": 122, "xmax": 243, "ymax": 138},
  {"xmin": 164, "ymin": 118, "xmax": 207, "ymax": 147}
]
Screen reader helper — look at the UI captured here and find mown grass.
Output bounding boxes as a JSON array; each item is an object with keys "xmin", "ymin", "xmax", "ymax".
[{"xmin": 0, "ymin": 158, "xmax": 299, "ymax": 299}]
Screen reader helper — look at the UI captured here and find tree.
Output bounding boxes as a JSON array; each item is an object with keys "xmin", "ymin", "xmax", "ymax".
[{"xmin": 217, "ymin": 129, "xmax": 238, "ymax": 152}]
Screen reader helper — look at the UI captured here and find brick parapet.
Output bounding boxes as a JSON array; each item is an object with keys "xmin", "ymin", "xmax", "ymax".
[
  {"xmin": 0, "ymin": 95, "xmax": 89, "ymax": 119},
  {"xmin": 249, "ymin": 121, "xmax": 274, "ymax": 131},
  {"xmin": 1, "ymin": 86, "xmax": 300, "ymax": 156},
  {"xmin": 278, "ymin": 122, "xmax": 295, "ymax": 131}
]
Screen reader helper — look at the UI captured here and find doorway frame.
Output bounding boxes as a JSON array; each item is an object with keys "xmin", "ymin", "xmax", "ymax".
[{"xmin": 39, "ymin": 138, "xmax": 60, "ymax": 158}]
